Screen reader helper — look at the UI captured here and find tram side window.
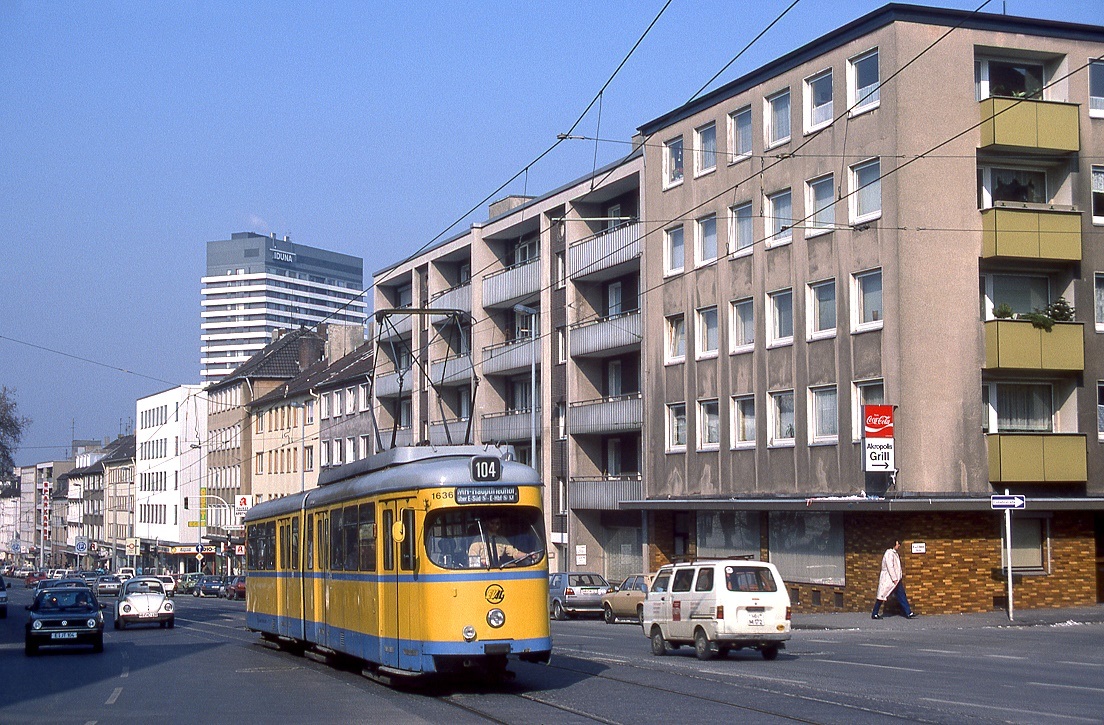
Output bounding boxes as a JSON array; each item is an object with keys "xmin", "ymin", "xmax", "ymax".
[
  {"xmin": 306, "ymin": 516, "xmax": 314, "ymax": 570},
  {"xmin": 319, "ymin": 514, "xmax": 329, "ymax": 570},
  {"xmin": 343, "ymin": 505, "xmax": 359, "ymax": 571},
  {"xmin": 330, "ymin": 508, "xmax": 344, "ymax": 571},
  {"xmin": 291, "ymin": 518, "xmax": 300, "ymax": 571},
  {"xmin": 247, "ymin": 525, "xmax": 259, "ymax": 571},
  {"xmin": 383, "ymin": 509, "xmax": 394, "ymax": 571},
  {"xmin": 400, "ymin": 508, "xmax": 416, "ymax": 571},
  {"xmin": 280, "ymin": 522, "xmax": 290, "ymax": 570},
  {"xmin": 358, "ymin": 503, "xmax": 376, "ymax": 572},
  {"xmin": 264, "ymin": 520, "xmax": 276, "ymax": 571}
]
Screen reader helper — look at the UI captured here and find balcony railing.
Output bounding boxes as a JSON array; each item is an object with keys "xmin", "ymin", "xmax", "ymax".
[
  {"xmin": 568, "ymin": 222, "xmax": 642, "ymax": 282},
  {"xmin": 979, "ymin": 97, "xmax": 1079, "ymax": 152},
  {"xmin": 430, "ymin": 282, "xmax": 471, "ymax": 314},
  {"xmin": 378, "ymin": 426, "xmax": 414, "ymax": 448},
  {"xmin": 429, "ymin": 353, "xmax": 473, "ymax": 386},
  {"xmin": 570, "ymin": 310, "xmax": 642, "ymax": 358},
  {"xmin": 480, "ymin": 408, "xmax": 540, "ymax": 442},
  {"xmin": 987, "ymin": 433, "xmax": 1087, "ymax": 483},
  {"xmin": 374, "ymin": 368, "xmax": 413, "ymax": 398},
  {"xmin": 568, "ymin": 394, "xmax": 643, "ymax": 435},
  {"xmin": 981, "ymin": 207, "xmax": 1081, "ymax": 261},
  {"xmin": 428, "ymin": 418, "xmax": 473, "ymax": 446},
  {"xmin": 983, "ymin": 320, "xmax": 1083, "ymax": 371},
  {"xmin": 482, "ymin": 258, "xmax": 540, "ymax": 308},
  {"xmin": 482, "ymin": 337, "xmax": 539, "ymax": 376},
  {"xmin": 377, "ymin": 310, "xmax": 413, "ymax": 341},
  {"xmin": 569, "ymin": 475, "xmax": 643, "ymax": 510}
]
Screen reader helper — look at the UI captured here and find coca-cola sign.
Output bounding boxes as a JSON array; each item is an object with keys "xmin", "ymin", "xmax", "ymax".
[{"xmin": 864, "ymin": 405, "xmax": 894, "ymax": 439}]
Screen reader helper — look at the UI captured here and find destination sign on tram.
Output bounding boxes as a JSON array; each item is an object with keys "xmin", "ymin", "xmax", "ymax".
[{"xmin": 456, "ymin": 486, "xmax": 519, "ymax": 505}]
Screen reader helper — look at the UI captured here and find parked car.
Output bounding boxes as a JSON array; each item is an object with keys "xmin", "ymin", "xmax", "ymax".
[
  {"xmin": 222, "ymin": 576, "xmax": 246, "ymax": 601},
  {"xmin": 14, "ymin": 566, "xmax": 35, "ymax": 578},
  {"xmin": 643, "ymin": 558, "xmax": 792, "ymax": 660},
  {"xmin": 177, "ymin": 572, "xmax": 199, "ymax": 595},
  {"xmin": 548, "ymin": 571, "xmax": 613, "ymax": 620},
  {"xmin": 36, "ymin": 578, "xmax": 91, "ymax": 594},
  {"xmin": 24, "ymin": 586, "xmax": 105, "ymax": 655},
  {"xmin": 24, "ymin": 571, "xmax": 47, "ymax": 588},
  {"xmin": 0, "ymin": 576, "xmax": 8, "ymax": 618},
  {"xmin": 114, "ymin": 576, "xmax": 174, "ymax": 629},
  {"xmin": 95, "ymin": 575, "xmax": 123, "ymax": 597},
  {"xmin": 154, "ymin": 575, "xmax": 177, "ymax": 597},
  {"xmin": 194, "ymin": 575, "xmax": 225, "ymax": 598},
  {"xmin": 601, "ymin": 574, "xmax": 653, "ymax": 624},
  {"xmin": 117, "ymin": 567, "xmax": 136, "ymax": 581}
]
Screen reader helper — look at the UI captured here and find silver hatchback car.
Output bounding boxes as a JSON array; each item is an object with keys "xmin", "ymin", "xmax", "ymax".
[{"xmin": 549, "ymin": 571, "xmax": 612, "ymax": 620}]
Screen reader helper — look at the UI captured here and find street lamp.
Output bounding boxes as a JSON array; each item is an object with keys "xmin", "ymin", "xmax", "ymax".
[{"xmin": 513, "ymin": 304, "xmax": 538, "ymax": 469}]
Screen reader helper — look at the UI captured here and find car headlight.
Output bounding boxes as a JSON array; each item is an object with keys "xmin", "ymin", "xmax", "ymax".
[
  {"xmin": 32, "ymin": 620, "xmax": 42, "ymax": 630},
  {"xmin": 87, "ymin": 618, "xmax": 96, "ymax": 628},
  {"xmin": 462, "ymin": 625, "xmax": 477, "ymax": 642},
  {"xmin": 163, "ymin": 601, "xmax": 173, "ymax": 612},
  {"xmin": 487, "ymin": 609, "xmax": 506, "ymax": 628},
  {"xmin": 122, "ymin": 604, "xmax": 132, "ymax": 613}
]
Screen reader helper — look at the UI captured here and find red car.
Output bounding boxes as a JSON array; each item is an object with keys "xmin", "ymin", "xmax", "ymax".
[
  {"xmin": 223, "ymin": 576, "xmax": 246, "ymax": 601},
  {"xmin": 24, "ymin": 572, "xmax": 48, "ymax": 588}
]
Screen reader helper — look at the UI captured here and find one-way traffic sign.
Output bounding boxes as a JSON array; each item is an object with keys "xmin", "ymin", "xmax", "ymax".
[{"xmin": 991, "ymin": 494, "xmax": 1026, "ymax": 510}]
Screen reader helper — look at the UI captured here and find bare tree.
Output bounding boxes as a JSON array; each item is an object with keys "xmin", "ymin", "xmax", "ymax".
[{"xmin": 1, "ymin": 386, "xmax": 31, "ymax": 483}]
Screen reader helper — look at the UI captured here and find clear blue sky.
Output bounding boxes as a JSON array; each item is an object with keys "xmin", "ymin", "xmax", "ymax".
[{"xmin": 1, "ymin": 0, "xmax": 1098, "ymax": 466}]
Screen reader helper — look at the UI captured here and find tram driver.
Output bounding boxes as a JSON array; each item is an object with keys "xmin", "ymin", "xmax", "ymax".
[{"xmin": 468, "ymin": 516, "xmax": 524, "ymax": 568}]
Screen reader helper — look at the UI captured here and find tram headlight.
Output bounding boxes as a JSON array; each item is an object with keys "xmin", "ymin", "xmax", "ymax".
[
  {"xmin": 462, "ymin": 625, "xmax": 477, "ymax": 642},
  {"xmin": 487, "ymin": 608, "xmax": 505, "ymax": 629}
]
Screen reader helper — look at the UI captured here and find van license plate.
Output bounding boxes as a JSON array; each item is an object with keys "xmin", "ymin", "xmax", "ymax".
[
  {"xmin": 748, "ymin": 612, "xmax": 764, "ymax": 626},
  {"xmin": 51, "ymin": 632, "xmax": 78, "ymax": 640}
]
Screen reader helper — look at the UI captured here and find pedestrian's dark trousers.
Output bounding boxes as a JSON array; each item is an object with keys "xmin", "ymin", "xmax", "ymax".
[{"xmin": 872, "ymin": 582, "xmax": 913, "ymax": 617}]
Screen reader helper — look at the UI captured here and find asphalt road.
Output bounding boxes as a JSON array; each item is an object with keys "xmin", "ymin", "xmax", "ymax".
[{"xmin": 1, "ymin": 583, "xmax": 1101, "ymax": 724}]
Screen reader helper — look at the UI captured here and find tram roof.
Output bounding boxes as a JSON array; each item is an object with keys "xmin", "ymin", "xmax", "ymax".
[{"xmin": 244, "ymin": 445, "xmax": 541, "ymax": 522}]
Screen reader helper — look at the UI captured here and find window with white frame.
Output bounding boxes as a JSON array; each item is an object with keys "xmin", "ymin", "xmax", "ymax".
[
  {"xmin": 983, "ymin": 382, "xmax": 1053, "ymax": 433},
  {"xmin": 730, "ymin": 201, "xmax": 754, "ymax": 255},
  {"xmin": 808, "ymin": 279, "xmax": 836, "ymax": 338},
  {"xmin": 695, "ymin": 122, "xmax": 717, "ymax": 175},
  {"xmin": 982, "ymin": 273, "xmax": 1049, "ymax": 319},
  {"xmin": 698, "ymin": 399, "xmax": 720, "ymax": 449},
  {"xmin": 854, "ymin": 269, "xmax": 883, "ymax": 328},
  {"xmin": 665, "ymin": 225, "xmax": 685, "ymax": 274},
  {"xmin": 768, "ymin": 289, "xmax": 794, "ymax": 346},
  {"xmin": 346, "ymin": 437, "xmax": 356, "ymax": 462},
  {"xmin": 666, "ymin": 313, "xmax": 686, "ymax": 362},
  {"xmin": 849, "ymin": 48, "xmax": 880, "ymax": 112},
  {"xmin": 697, "ymin": 214, "xmax": 718, "ymax": 264},
  {"xmin": 557, "ymin": 327, "xmax": 566, "ymax": 364},
  {"xmin": 360, "ymin": 384, "xmax": 370, "ymax": 410},
  {"xmin": 667, "ymin": 403, "xmax": 687, "ymax": 450},
  {"xmin": 345, "ymin": 387, "xmax": 355, "ymax": 415},
  {"xmin": 806, "ymin": 174, "xmax": 835, "ymax": 233},
  {"xmin": 766, "ymin": 189, "xmax": 793, "ymax": 245},
  {"xmin": 360, "ymin": 435, "xmax": 371, "ymax": 459},
  {"xmin": 696, "ymin": 306, "xmax": 719, "ymax": 358},
  {"xmin": 664, "ymin": 136, "xmax": 684, "ymax": 187},
  {"xmin": 304, "ymin": 446, "xmax": 314, "ymax": 471},
  {"xmin": 766, "ymin": 89, "xmax": 791, "ymax": 147},
  {"xmin": 975, "ymin": 56, "xmax": 1044, "ymax": 100},
  {"xmin": 804, "ymin": 69, "xmax": 833, "ymax": 131},
  {"xmin": 854, "ymin": 379, "xmax": 885, "ymax": 440},
  {"xmin": 850, "ymin": 158, "xmax": 881, "ymax": 222},
  {"xmin": 1092, "ymin": 61, "xmax": 1104, "ymax": 117},
  {"xmin": 810, "ymin": 385, "xmax": 838, "ymax": 443},
  {"xmin": 1092, "ymin": 166, "xmax": 1104, "ymax": 224},
  {"xmin": 1098, "ymin": 383, "xmax": 1104, "ymax": 439},
  {"xmin": 556, "ymin": 252, "xmax": 566, "ymax": 289},
  {"xmin": 978, "ymin": 165, "xmax": 1048, "ymax": 208},
  {"xmin": 556, "ymin": 402, "xmax": 567, "ymax": 440},
  {"xmin": 732, "ymin": 395, "xmax": 755, "ymax": 447},
  {"xmin": 730, "ymin": 298, "xmax": 754, "ymax": 352},
  {"xmin": 769, "ymin": 390, "xmax": 796, "ymax": 445},
  {"xmin": 320, "ymin": 393, "xmax": 329, "ymax": 419},
  {"xmin": 1096, "ymin": 274, "xmax": 1104, "ymax": 331},
  {"xmin": 729, "ymin": 105, "xmax": 752, "ymax": 162}
]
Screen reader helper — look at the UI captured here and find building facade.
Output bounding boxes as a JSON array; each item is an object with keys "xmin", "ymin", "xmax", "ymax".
[{"xmin": 200, "ymin": 232, "xmax": 367, "ymax": 382}]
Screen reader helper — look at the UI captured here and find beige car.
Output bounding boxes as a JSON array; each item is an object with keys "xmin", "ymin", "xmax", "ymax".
[{"xmin": 601, "ymin": 574, "xmax": 653, "ymax": 624}]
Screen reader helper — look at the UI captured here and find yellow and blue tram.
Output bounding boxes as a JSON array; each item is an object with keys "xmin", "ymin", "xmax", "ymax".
[{"xmin": 243, "ymin": 445, "xmax": 551, "ymax": 677}]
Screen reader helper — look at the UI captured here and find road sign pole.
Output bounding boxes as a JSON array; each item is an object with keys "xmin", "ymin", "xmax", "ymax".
[{"xmin": 1005, "ymin": 489, "xmax": 1014, "ymax": 622}]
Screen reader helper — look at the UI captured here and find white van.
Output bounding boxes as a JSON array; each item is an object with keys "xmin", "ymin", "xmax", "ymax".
[{"xmin": 642, "ymin": 558, "xmax": 791, "ymax": 660}]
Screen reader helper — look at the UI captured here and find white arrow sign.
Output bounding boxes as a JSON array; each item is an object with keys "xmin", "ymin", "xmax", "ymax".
[
  {"xmin": 991, "ymin": 494, "xmax": 1026, "ymax": 510},
  {"xmin": 864, "ymin": 438, "xmax": 895, "ymax": 472}
]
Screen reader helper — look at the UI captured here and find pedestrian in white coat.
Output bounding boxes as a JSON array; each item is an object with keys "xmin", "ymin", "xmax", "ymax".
[{"xmin": 871, "ymin": 540, "xmax": 916, "ymax": 619}]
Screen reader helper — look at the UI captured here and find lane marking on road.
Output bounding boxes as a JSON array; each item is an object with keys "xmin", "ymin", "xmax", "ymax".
[
  {"xmin": 922, "ymin": 697, "xmax": 1099, "ymax": 723},
  {"xmin": 104, "ymin": 688, "xmax": 123, "ymax": 706},
  {"xmin": 918, "ymin": 649, "xmax": 960, "ymax": 655},
  {"xmin": 1027, "ymin": 681, "xmax": 1104, "ymax": 694},
  {"xmin": 983, "ymin": 654, "xmax": 1027, "ymax": 660},
  {"xmin": 806, "ymin": 638, "xmax": 836, "ymax": 643},
  {"xmin": 1056, "ymin": 661, "xmax": 1104, "ymax": 668},
  {"xmin": 120, "ymin": 665, "xmax": 128, "ymax": 679},
  {"xmin": 175, "ymin": 616, "xmax": 247, "ymax": 632},
  {"xmin": 858, "ymin": 643, "xmax": 895, "ymax": 648},
  {"xmin": 811, "ymin": 658, "xmax": 923, "ymax": 673},
  {"xmin": 550, "ymin": 632, "xmax": 617, "ymax": 642}
]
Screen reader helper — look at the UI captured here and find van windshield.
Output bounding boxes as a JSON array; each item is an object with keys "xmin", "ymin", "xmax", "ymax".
[{"xmin": 725, "ymin": 566, "xmax": 778, "ymax": 592}]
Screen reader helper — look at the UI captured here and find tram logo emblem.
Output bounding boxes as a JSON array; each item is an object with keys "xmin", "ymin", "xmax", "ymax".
[{"xmin": 485, "ymin": 584, "xmax": 505, "ymax": 604}]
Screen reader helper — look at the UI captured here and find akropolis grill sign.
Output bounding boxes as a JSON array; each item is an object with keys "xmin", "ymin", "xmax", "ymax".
[{"xmin": 863, "ymin": 405, "xmax": 895, "ymax": 472}]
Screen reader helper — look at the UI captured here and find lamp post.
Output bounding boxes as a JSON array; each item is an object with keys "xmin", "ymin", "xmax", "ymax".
[{"xmin": 513, "ymin": 304, "xmax": 538, "ymax": 469}]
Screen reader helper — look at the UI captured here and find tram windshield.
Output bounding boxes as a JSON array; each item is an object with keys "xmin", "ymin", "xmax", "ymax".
[{"xmin": 426, "ymin": 506, "xmax": 545, "ymax": 570}]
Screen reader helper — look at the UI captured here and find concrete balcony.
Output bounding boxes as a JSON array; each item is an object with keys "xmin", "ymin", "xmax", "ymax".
[
  {"xmin": 570, "ymin": 310, "xmax": 642, "ymax": 358},
  {"xmin": 482, "ymin": 259, "xmax": 540, "ymax": 309},
  {"xmin": 981, "ymin": 208, "xmax": 1081, "ymax": 261},
  {"xmin": 482, "ymin": 338, "xmax": 539, "ymax": 376},
  {"xmin": 979, "ymin": 97, "xmax": 1079, "ymax": 153},
  {"xmin": 429, "ymin": 283, "xmax": 471, "ymax": 315},
  {"xmin": 569, "ymin": 476, "xmax": 643, "ymax": 510},
  {"xmin": 568, "ymin": 222, "xmax": 642, "ymax": 282},
  {"xmin": 983, "ymin": 320, "xmax": 1083, "ymax": 371},
  {"xmin": 378, "ymin": 426, "xmax": 414, "ymax": 448},
  {"xmin": 987, "ymin": 433, "xmax": 1087, "ymax": 483},
  {"xmin": 568, "ymin": 394, "xmax": 643, "ymax": 435},
  {"xmin": 428, "ymin": 418, "xmax": 473, "ymax": 446},
  {"xmin": 429, "ymin": 354, "xmax": 473, "ymax": 386},
  {"xmin": 480, "ymin": 408, "xmax": 540, "ymax": 443},
  {"xmin": 374, "ymin": 368, "xmax": 413, "ymax": 398},
  {"xmin": 377, "ymin": 311, "xmax": 413, "ymax": 341}
]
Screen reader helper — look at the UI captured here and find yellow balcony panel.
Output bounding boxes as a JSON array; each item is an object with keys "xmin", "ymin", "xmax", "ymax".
[
  {"xmin": 979, "ymin": 97, "xmax": 1079, "ymax": 152},
  {"xmin": 980, "ymin": 208, "xmax": 1082, "ymax": 261},
  {"xmin": 987, "ymin": 433, "xmax": 1087, "ymax": 484},
  {"xmin": 983, "ymin": 320, "xmax": 1084, "ymax": 371}
]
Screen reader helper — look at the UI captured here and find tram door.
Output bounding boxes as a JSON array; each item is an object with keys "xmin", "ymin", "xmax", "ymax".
[
  {"xmin": 379, "ymin": 499, "xmax": 419, "ymax": 670},
  {"xmin": 276, "ymin": 519, "xmax": 288, "ymax": 637},
  {"xmin": 315, "ymin": 511, "xmax": 330, "ymax": 648},
  {"xmin": 284, "ymin": 517, "xmax": 300, "ymax": 637}
]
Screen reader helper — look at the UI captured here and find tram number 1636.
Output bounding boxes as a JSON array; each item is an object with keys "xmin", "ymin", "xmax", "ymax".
[{"xmin": 471, "ymin": 456, "xmax": 502, "ymax": 482}]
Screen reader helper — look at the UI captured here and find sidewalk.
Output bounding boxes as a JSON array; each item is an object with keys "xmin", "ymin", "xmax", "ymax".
[{"xmin": 793, "ymin": 603, "xmax": 1104, "ymax": 631}]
